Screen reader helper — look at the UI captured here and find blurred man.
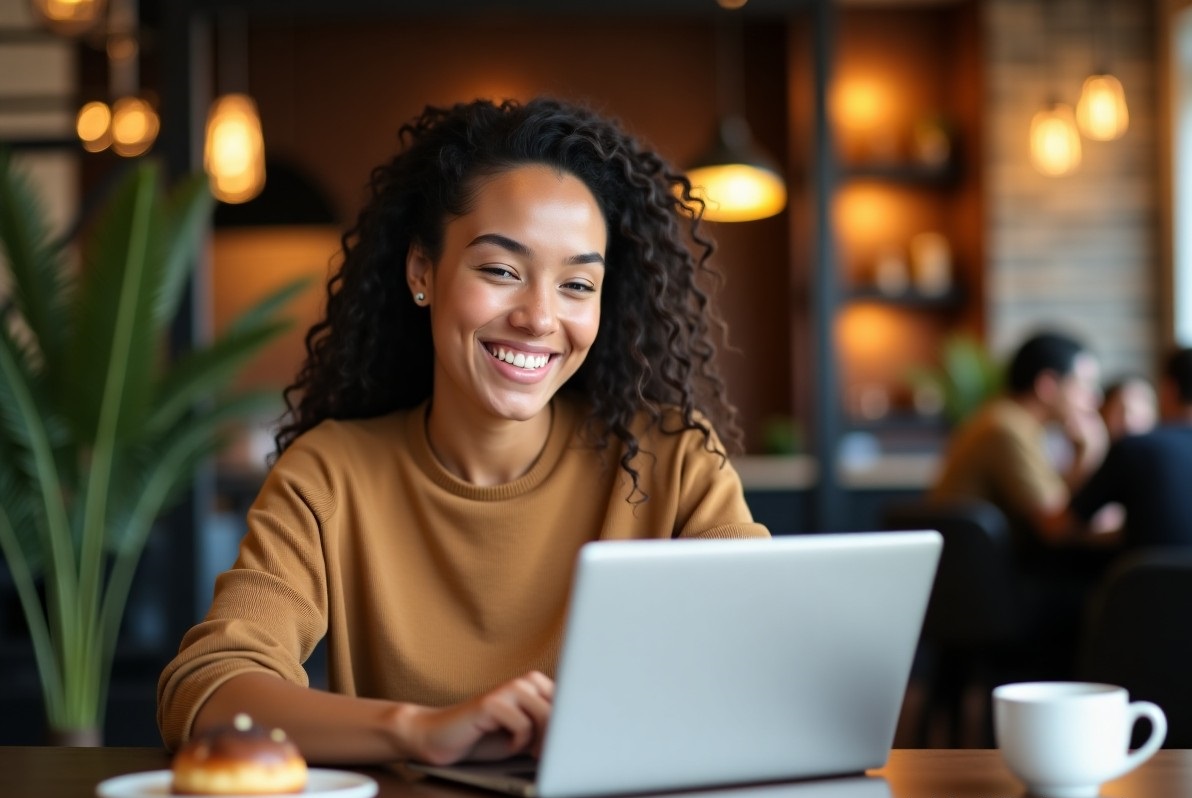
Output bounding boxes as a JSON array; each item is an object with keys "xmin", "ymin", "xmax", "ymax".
[
  {"xmin": 930, "ymin": 329, "xmax": 1110, "ymax": 557},
  {"xmin": 929, "ymin": 329, "xmax": 1115, "ymax": 680}
]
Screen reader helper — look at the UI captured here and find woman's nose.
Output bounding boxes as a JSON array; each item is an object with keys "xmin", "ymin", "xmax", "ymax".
[{"xmin": 511, "ymin": 284, "xmax": 557, "ymax": 336}]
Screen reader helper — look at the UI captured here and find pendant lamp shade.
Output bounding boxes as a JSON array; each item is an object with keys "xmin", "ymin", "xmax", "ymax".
[
  {"xmin": 1029, "ymin": 102, "xmax": 1082, "ymax": 176},
  {"xmin": 76, "ymin": 101, "xmax": 112, "ymax": 152},
  {"xmin": 29, "ymin": 0, "xmax": 106, "ymax": 36},
  {"xmin": 1076, "ymin": 73, "xmax": 1129, "ymax": 141},
  {"xmin": 204, "ymin": 93, "xmax": 266, "ymax": 204},
  {"xmin": 110, "ymin": 95, "xmax": 159, "ymax": 157},
  {"xmin": 687, "ymin": 116, "xmax": 787, "ymax": 223}
]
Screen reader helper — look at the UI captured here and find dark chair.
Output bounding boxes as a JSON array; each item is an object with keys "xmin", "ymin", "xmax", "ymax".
[
  {"xmin": 1077, "ymin": 547, "xmax": 1192, "ymax": 748},
  {"xmin": 882, "ymin": 498, "xmax": 1035, "ymax": 747}
]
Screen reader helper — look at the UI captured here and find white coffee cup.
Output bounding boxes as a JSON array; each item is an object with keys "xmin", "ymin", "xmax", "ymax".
[{"xmin": 993, "ymin": 681, "xmax": 1166, "ymax": 798}]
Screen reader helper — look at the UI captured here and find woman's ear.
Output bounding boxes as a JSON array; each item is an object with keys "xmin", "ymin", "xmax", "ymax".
[{"xmin": 407, "ymin": 243, "xmax": 433, "ymax": 302}]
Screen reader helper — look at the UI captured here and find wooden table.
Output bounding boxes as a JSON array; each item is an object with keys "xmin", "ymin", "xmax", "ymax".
[{"xmin": 1, "ymin": 746, "xmax": 1189, "ymax": 798}]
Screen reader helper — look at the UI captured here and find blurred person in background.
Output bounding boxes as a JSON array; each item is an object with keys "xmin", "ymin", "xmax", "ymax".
[
  {"xmin": 1070, "ymin": 347, "xmax": 1192, "ymax": 549},
  {"xmin": 930, "ymin": 329, "xmax": 1110, "ymax": 557},
  {"xmin": 1099, "ymin": 373, "xmax": 1158, "ymax": 443},
  {"xmin": 929, "ymin": 329, "xmax": 1115, "ymax": 677}
]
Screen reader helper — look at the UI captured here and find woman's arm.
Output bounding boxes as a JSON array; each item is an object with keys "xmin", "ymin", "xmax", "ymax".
[{"xmin": 195, "ymin": 670, "xmax": 554, "ymax": 766}]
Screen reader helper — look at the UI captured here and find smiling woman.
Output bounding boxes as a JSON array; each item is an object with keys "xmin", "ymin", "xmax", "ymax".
[{"xmin": 156, "ymin": 96, "xmax": 770, "ymax": 767}]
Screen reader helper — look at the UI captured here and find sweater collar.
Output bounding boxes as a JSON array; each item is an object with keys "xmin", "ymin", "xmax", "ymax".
[{"xmin": 406, "ymin": 397, "xmax": 582, "ymax": 500}]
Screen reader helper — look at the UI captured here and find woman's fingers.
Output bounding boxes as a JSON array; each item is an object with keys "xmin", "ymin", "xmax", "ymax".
[
  {"xmin": 476, "ymin": 672, "xmax": 554, "ymax": 756},
  {"xmin": 410, "ymin": 671, "xmax": 555, "ymax": 764}
]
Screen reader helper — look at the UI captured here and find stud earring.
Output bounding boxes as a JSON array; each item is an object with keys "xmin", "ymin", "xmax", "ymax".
[{"xmin": 414, "ymin": 292, "xmax": 426, "ymax": 304}]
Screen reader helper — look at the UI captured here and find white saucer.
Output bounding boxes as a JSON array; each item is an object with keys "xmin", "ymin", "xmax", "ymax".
[{"xmin": 95, "ymin": 767, "xmax": 378, "ymax": 798}]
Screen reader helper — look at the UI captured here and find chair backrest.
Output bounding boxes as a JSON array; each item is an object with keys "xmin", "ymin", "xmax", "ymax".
[
  {"xmin": 882, "ymin": 498, "xmax": 1021, "ymax": 647},
  {"xmin": 1077, "ymin": 547, "xmax": 1192, "ymax": 748}
]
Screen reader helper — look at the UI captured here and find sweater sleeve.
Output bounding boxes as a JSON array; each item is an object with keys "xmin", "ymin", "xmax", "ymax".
[
  {"xmin": 670, "ymin": 423, "xmax": 771, "ymax": 540},
  {"xmin": 156, "ymin": 439, "xmax": 335, "ymax": 750}
]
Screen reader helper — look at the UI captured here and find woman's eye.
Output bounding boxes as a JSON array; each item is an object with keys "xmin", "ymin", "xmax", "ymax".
[
  {"xmin": 563, "ymin": 281, "xmax": 597, "ymax": 293},
  {"xmin": 480, "ymin": 265, "xmax": 516, "ymax": 279}
]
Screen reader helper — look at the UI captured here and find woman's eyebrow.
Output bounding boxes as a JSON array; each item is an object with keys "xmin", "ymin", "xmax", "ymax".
[
  {"xmin": 467, "ymin": 232, "xmax": 605, "ymax": 267},
  {"xmin": 467, "ymin": 233, "xmax": 531, "ymax": 257},
  {"xmin": 566, "ymin": 252, "xmax": 606, "ymax": 267}
]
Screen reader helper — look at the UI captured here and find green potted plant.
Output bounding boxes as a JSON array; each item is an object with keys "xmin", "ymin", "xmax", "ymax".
[
  {"xmin": 904, "ymin": 333, "xmax": 1004, "ymax": 426},
  {"xmin": 0, "ymin": 150, "xmax": 308, "ymax": 744}
]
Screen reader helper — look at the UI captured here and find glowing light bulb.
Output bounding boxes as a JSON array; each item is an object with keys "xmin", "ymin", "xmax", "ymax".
[
  {"xmin": 29, "ymin": 0, "xmax": 106, "ymax": 36},
  {"xmin": 110, "ymin": 96, "xmax": 159, "ymax": 157},
  {"xmin": 76, "ymin": 100, "xmax": 112, "ymax": 153},
  {"xmin": 1030, "ymin": 103, "xmax": 1082, "ymax": 176},
  {"xmin": 1077, "ymin": 74, "xmax": 1129, "ymax": 141},
  {"xmin": 204, "ymin": 93, "xmax": 267, "ymax": 204}
]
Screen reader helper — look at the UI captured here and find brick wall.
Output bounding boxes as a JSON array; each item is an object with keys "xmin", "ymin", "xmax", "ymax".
[{"xmin": 984, "ymin": 0, "xmax": 1159, "ymax": 381}]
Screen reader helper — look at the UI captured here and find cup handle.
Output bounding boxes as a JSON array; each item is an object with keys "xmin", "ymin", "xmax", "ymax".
[{"xmin": 1113, "ymin": 701, "xmax": 1167, "ymax": 780}]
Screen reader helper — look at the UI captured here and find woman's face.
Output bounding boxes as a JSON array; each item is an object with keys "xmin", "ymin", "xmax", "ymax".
[
  {"xmin": 1053, "ymin": 352, "xmax": 1104, "ymax": 424},
  {"xmin": 408, "ymin": 164, "xmax": 607, "ymax": 425}
]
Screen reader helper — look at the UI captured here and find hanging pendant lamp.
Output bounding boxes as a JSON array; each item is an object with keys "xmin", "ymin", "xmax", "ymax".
[
  {"xmin": 1076, "ymin": 0, "xmax": 1128, "ymax": 141},
  {"xmin": 1028, "ymin": 2, "xmax": 1081, "ymax": 177},
  {"xmin": 1076, "ymin": 74, "xmax": 1128, "ymax": 141},
  {"xmin": 688, "ymin": 116, "xmax": 787, "ymax": 223},
  {"xmin": 1030, "ymin": 101, "xmax": 1082, "ymax": 177},
  {"xmin": 29, "ymin": 0, "xmax": 106, "ymax": 37},
  {"xmin": 67, "ymin": 0, "xmax": 158, "ymax": 157},
  {"xmin": 204, "ymin": 93, "xmax": 266, "ymax": 204},
  {"xmin": 686, "ymin": 14, "xmax": 786, "ymax": 223},
  {"xmin": 204, "ymin": 11, "xmax": 266, "ymax": 204}
]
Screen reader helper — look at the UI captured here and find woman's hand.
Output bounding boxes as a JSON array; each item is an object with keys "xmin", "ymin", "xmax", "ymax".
[{"xmin": 401, "ymin": 671, "xmax": 555, "ymax": 765}]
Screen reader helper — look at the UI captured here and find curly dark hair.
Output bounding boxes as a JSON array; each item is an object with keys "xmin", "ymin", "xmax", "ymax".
[{"xmin": 275, "ymin": 96, "xmax": 742, "ymax": 501}]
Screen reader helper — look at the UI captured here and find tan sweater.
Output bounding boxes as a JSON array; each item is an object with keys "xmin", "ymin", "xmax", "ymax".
[
  {"xmin": 929, "ymin": 397, "xmax": 1065, "ymax": 544},
  {"xmin": 157, "ymin": 397, "xmax": 768, "ymax": 749}
]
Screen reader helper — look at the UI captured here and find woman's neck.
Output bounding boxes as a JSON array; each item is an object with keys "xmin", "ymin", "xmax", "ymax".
[{"xmin": 424, "ymin": 399, "xmax": 554, "ymax": 486}]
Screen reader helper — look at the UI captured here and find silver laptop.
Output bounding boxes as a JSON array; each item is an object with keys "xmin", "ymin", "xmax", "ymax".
[{"xmin": 410, "ymin": 531, "xmax": 941, "ymax": 798}]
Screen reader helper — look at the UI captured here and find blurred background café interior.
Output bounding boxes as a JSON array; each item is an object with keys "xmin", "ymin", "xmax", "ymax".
[{"xmin": 1, "ymin": 0, "xmax": 1188, "ymax": 749}]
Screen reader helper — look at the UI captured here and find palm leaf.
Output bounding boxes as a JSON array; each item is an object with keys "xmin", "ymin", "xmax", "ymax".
[
  {"xmin": 146, "ymin": 277, "xmax": 308, "ymax": 437},
  {"xmin": 0, "ymin": 315, "xmax": 79, "ymax": 722},
  {"xmin": 153, "ymin": 173, "xmax": 216, "ymax": 328},
  {"xmin": 227, "ymin": 276, "xmax": 313, "ymax": 336},
  {"xmin": 0, "ymin": 453, "xmax": 41, "ymax": 574},
  {"xmin": 65, "ymin": 163, "xmax": 162, "ymax": 442},
  {"xmin": 105, "ymin": 390, "xmax": 280, "ymax": 555},
  {"xmin": 66, "ymin": 162, "xmax": 171, "ymax": 710},
  {"xmin": 0, "ymin": 150, "xmax": 72, "ymax": 385},
  {"xmin": 0, "ymin": 324, "xmax": 74, "ymax": 581},
  {"xmin": 0, "ymin": 500, "xmax": 61, "ymax": 721},
  {"xmin": 96, "ymin": 390, "xmax": 279, "ymax": 719}
]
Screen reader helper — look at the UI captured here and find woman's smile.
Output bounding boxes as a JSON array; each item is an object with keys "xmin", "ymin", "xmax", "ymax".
[{"xmin": 482, "ymin": 341, "xmax": 555, "ymax": 382}]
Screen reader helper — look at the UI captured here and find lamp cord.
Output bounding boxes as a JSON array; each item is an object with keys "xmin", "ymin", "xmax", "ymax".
[
  {"xmin": 1091, "ymin": 0, "xmax": 1108, "ymax": 74},
  {"xmin": 106, "ymin": 0, "xmax": 138, "ymax": 98},
  {"xmin": 1042, "ymin": 0, "xmax": 1059, "ymax": 105},
  {"xmin": 217, "ymin": 8, "xmax": 250, "ymax": 95},
  {"xmin": 714, "ymin": 13, "xmax": 746, "ymax": 120}
]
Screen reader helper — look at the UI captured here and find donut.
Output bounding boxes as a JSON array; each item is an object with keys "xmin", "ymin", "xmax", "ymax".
[{"xmin": 171, "ymin": 713, "xmax": 308, "ymax": 795}]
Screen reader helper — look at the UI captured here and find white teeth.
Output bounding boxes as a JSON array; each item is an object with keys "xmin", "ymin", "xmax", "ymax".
[{"xmin": 490, "ymin": 346, "xmax": 549, "ymax": 370}]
